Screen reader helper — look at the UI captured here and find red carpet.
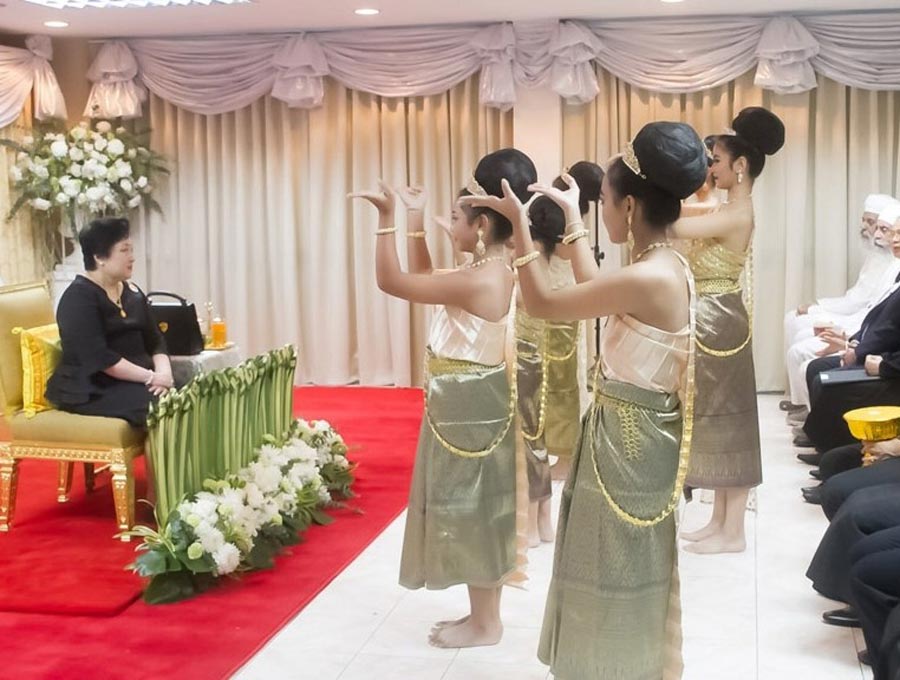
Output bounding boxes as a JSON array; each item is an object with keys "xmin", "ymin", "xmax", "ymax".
[{"xmin": 0, "ymin": 386, "xmax": 423, "ymax": 679}]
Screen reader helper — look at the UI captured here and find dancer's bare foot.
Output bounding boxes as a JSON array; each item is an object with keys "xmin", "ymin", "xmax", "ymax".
[
  {"xmin": 428, "ymin": 619, "xmax": 503, "ymax": 648},
  {"xmin": 682, "ymin": 535, "xmax": 746, "ymax": 554},
  {"xmin": 680, "ymin": 523, "xmax": 723, "ymax": 542},
  {"xmin": 432, "ymin": 615, "xmax": 469, "ymax": 629},
  {"xmin": 528, "ymin": 529, "xmax": 541, "ymax": 549}
]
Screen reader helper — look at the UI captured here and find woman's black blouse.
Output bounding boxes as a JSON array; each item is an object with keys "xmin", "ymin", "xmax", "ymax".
[{"xmin": 46, "ymin": 275, "xmax": 167, "ymax": 407}]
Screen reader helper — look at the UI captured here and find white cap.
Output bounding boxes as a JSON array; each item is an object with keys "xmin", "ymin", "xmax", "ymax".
[
  {"xmin": 877, "ymin": 200, "xmax": 900, "ymax": 226},
  {"xmin": 865, "ymin": 193, "xmax": 895, "ymax": 215}
]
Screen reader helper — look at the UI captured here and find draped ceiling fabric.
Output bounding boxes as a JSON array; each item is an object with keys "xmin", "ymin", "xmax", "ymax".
[
  {"xmin": 133, "ymin": 78, "xmax": 512, "ymax": 386},
  {"xmin": 0, "ymin": 35, "xmax": 67, "ymax": 128},
  {"xmin": 562, "ymin": 69, "xmax": 900, "ymax": 391},
  {"xmin": 83, "ymin": 11, "xmax": 900, "ymax": 120}
]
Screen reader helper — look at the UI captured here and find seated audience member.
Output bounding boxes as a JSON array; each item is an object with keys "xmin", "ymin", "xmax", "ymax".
[
  {"xmin": 46, "ymin": 217, "xmax": 173, "ymax": 427},
  {"xmin": 802, "ymin": 439, "xmax": 900, "ymax": 504},
  {"xmin": 783, "ymin": 196, "xmax": 900, "ymax": 415}
]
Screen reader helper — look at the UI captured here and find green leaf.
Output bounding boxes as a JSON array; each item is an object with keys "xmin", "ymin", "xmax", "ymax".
[
  {"xmin": 143, "ymin": 572, "xmax": 198, "ymax": 605},
  {"xmin": 246, "ymin": 538, "xmax": 278, "ymax": 570},
  {"xmin": 309, "ymin": 508, "xmax": 335, "ymax": 526},
  {"xmin": 133, "ymin": 549, "xmax": 169, "ymax": 577}
]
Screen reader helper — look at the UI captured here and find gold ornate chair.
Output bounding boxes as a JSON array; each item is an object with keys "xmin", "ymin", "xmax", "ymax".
[{"xmin": 0, "ymin": 281, "xmax": 145, "ymax": 539}]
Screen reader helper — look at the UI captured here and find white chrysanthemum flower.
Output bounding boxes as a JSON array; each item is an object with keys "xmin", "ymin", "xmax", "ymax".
[
  {"xmin": 246, "ymin": 461, "xmax": 282, "ymax": 494},
  {"xmin": 106, "ymin": 138, "xmax": 125, "ymax": 157},
  {"xmin": 95, "ymin": 121, "xmax": 112, "ymax": 134},
  {"xmin": 30, "ymin": 198, "xmax": 51, "ymax": 211},
  {"xmin": 103, "ymin": 193, "xmax": 117, "ymax": 206},
  {"xmin": 32, "ymin": 165, "xmax": 49, "ymax": 179},
  {"xmin": 85, "ymin": 185, "xmax": 107, "ymax": 203},
  {"xmin": 116, "ymin": 126, "xmax": 126, "ymax": 135},
  {"xmin": 243, "ymin": 482, "xmax": 265, "ymax": 508},
  {"xmin": 127, "ymin": 194, "xmax": 142, "ymax": 209},
  {"xmin": 55, "ymin": 192, "xmax": 69, "ymax": 205},
  {"xmin": 119, "ymin": 178, "xmax": 133, "ymax": 193},
  {"xmin": 196, "ymin": 523, "xmax": 226, "ymax": 554},
  {"xmin": 127, "ymin": 148, "xmax": 137, "ymax": 159},
  {"xmin": 94, "ymin": 136, "xmax": 109, "ymax": 152},
  {"xmin": 212, "ymin": 543, "xmax": 241, "ymax": 575},
  {"xmin": 83, "ymin": 142, "xmax": 93, "ymax": 152},
  {"xmin": 9, "ymin": 166, "xmax": 22, "ymax": 182},
  {"xmin": 50, "ymin": 140, "xmax": 69, "ymax": 158},
  {"xmin": 313, "ymin": 420, "xmax": 331, "ymax": 433},
  {"xmin": 106, "ymin": 168, "xmax": 120, "ymax": 184},
  {"xmin": 318, "ymin": 485, "xmax": 332, "ymax": 504},
  {"xmin": 76, "ymin": 193, "xmax": 88, "ymax": 206},
  {"xmin": 70, "ymin": 126, "xmax": 87, "ymax": 141},
  {"xmin": 63, "ymin": 181, "xmax": 81, "ymax": 197},
  {"xmin": 115, "ymin": 159, "xmax": 133, "ymax": 178}
]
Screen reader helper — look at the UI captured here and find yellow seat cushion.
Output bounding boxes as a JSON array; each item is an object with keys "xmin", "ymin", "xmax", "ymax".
[
  {"xmin": 13, "ymin": 323, "xmax": 61, "ymax": 418},
  {"xmin": 9, "ymin": 409, "xmax": 144, "ymax": 449}
]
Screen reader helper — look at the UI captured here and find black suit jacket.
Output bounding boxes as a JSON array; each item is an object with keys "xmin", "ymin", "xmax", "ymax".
[{"xmin": 850, "ymin": 278, "xmax": 900, "ymax": 361}]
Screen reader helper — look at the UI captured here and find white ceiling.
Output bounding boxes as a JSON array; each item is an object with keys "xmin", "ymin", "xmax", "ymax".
[{"xmin": 2, "ymin": 0, "xmax": 898, "ymax": 37}]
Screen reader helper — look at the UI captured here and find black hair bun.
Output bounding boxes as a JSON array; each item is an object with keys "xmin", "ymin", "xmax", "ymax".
[
  {"xmin": 568, "ymin": 161, "xmax": 603, "ymax": 202},
  {"xmin": 474, "ymin": 148, "xmax": 537, "ymax": 203},
  {"xmin": 631, "ymin": 121, "xmax": 708, "ymax": 200},
  {"xmin": 731, "ymin": 107, "xmax": 785, "ymax": 156}
]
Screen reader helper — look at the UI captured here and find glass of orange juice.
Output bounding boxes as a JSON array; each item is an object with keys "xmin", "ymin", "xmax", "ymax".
[{"xmin": 210, "ymin": 317, "xmax": 227, "ymax": 348}]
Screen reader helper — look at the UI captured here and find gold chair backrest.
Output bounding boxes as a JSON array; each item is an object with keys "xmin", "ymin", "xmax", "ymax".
[{"xmin": 0, "ymin": 282, "xmax": 54, "ymax": 416}]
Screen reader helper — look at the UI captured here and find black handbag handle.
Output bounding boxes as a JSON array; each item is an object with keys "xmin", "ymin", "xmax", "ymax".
[{"xmin": 146, "ymin": 291, "xmax": 190, "ymax": 306}]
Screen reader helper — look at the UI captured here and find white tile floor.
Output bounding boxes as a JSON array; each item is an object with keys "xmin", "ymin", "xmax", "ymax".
[{"xmin": 236, "ymin": 395, "xmax": 873, "ymax": 680}]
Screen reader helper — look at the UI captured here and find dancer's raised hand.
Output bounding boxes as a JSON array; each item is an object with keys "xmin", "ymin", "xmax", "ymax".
[
  {"xmin": 348, "ymin": 179, "xmax": 396, "ymax": 217},
  {"xmin": 528, "ymin": 173, "xmax": 581, "ymax": 223},
  {"xmin": 396, "ymin": 185, "xmax": 427, "ymax": 212},
  {"xmin": 458, "ymin": 178, "xmax": 526, "ymax": 227}
]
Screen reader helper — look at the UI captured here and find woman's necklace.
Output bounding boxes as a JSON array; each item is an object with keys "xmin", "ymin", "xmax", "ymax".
[
  {"xmin": 467, "ymin": 255, "xmax": 508, "ymax": 270},
  {"xmin": 113, "ymin": 295, "xmax": 127, "ymax": 318},
  {"xmin": 633, "ymin": 241, "xmax": 672, "ymax": 262}
]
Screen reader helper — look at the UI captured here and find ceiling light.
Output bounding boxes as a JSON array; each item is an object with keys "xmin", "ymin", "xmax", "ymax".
[
  {"xmin": 43, "ymin": 19, "xmax": 69, "ymax": 27},
  {"xmin": 354, "ymin": 8, "xmax": 379, "ymax": 15}
]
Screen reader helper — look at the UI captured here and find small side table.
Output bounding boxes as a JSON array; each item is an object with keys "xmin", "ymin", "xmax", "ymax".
[{"xmin": 170, "ymin": 346, "xmax": 242, "ymax": 388}]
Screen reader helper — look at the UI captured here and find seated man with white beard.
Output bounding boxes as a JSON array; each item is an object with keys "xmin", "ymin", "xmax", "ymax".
[{"xmin": 783, "ymin": 197, "xmax": 900, "ymax": 428}]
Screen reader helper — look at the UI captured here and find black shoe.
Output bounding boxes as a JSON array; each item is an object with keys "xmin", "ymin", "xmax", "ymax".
[
  {"xmin": 794, "ymin": 433, "xmax": 814, "ymax": 448},
  {"xmin": 797, "ymin": 452, "xmax": 822, "ymax": 466},
  {"xmin": 780, "ymin": 400, "xmax": 805, "ymax": 412},
  {"xmin": 823, "ymin": 606, "xmax": 860, "ymax": 628},
  {"xmin": 810, "ymin": 469, "xmax": 822, "ymax": 480},
  {"xmin": 859, "ymin": 649, "xmax": 871, "ymax": 666},
  {"xmin": 802, "ymin": 486, "xmax": 823, "ymax": 505}
]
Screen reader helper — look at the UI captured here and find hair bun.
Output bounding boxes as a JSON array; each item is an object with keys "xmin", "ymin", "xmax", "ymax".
[
  {"xmin": 731, "ymin": 107, "xmax": 785, "ymax": 156},
  {"xmin": 474, "ymin": 148, "xmax": 537, "ymax": 203},
  {"xmin": 631, "ymin": 121, "xmax": 708, "ymax": 200}
]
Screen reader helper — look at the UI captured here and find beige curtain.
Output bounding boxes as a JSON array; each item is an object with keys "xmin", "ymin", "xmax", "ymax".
[
  {"xmin": 563, "ymin": 69, "xmax": 900, "ymax": 391},
  {"xmin": 0, "ymin": 102, "xmax": 42, "ymax": 286},
  {"xmin": 137, "ymin": 76, "xmax": 511, "ymax": 385}
]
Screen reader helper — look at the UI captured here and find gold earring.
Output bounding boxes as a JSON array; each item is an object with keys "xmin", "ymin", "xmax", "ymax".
[
  {"xmin": 737, "ymin": 171, "xmax": 744, "ymax": 184},
  {"xmin": 626, "ymin": 214, "xmax": 634, "ymax": 257},
  {"xmin": 476, "ymin": 228, "xmax": 486, "ymax": 257}
]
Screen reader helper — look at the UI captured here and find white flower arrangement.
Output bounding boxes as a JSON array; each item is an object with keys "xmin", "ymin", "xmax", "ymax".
[
  {"xmin": 2, "ymin": 120, "xmax": 167, "ymax": 244},
  {"xmin": 123, "ymin": 418, "xmax": 355, "ymax": 604}
]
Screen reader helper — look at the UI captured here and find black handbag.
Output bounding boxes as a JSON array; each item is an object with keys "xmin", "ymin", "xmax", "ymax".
[{"xmin": 147, "ymin": 291, "xmax": 205, "ymax": 356}]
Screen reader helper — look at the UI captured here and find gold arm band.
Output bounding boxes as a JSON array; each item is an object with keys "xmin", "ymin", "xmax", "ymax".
[
  {"xmin": 513, "ymin": 251, "xmax": 541, "ymax": 269},
  {"xmin": 375, "ymin": 227, "xmax": 397, "ymax": 235},
  {"xmin": 565, "ymin": 220, "xmax": 584, "ymax": 231},
  {"xmin": 562, "ymin": 229, "xmax": 589, "ymax": 245},
  {"xmin": 406, "ymin": 231, "xmax": 427, "ymax": 238}
]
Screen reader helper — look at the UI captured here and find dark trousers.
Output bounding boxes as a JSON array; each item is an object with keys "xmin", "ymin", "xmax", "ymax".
[
  {"xmin": 807, "ymin": 482, "xmax": 900, "ymax": 604},
  {"xmin": 822, "ymin": 458, "xmax": 900, "ymax": 520},
  {"xmin": 804, "ymin": 358, "xmax": 900, "ymax": 451},
  {"xmin": 819, "ymin": 444, "xmax": 864, "ymax": 482},
  {"xmin": 850, "ymin": 525, "xmax": 900, "ymax": 680}
]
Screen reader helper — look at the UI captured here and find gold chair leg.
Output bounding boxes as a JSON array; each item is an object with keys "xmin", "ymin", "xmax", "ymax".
[
  {"xmin": 58, "ymin": 462, "xmax": 74, "ymax": 502},
  {"xmin": 110, "ymin": 459, "xmax": 134, "ymax": 541},
  {"xmin": 83, "ymin": 462, "xmax": 96, "ymax": 493},
  {"xmin": 0, "ymin": 452, "xmax": 20, "ymax": 532}
]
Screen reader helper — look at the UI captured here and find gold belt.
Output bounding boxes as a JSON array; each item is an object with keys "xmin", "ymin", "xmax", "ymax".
[{"xmin": 695, "ymin": 278, "xmax": 741, "ymax": 295}]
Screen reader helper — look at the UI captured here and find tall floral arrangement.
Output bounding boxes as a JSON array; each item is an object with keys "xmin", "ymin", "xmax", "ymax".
[{"xmin": 2, "ymin": 119, "xmax": 167, "ymax": 268}]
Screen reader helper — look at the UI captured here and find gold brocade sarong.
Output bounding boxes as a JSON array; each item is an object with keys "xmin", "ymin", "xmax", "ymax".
[
  {"xmin": 538, "ymin": 377, "xmax": 684, "ymax": 680},
  {"xmin": 399, "ymin": 351, "xmax": 517, "ymax": 590},
  {"xmin": 685, "ymin": 241, "xmax": 762, "ymax": 489},
  {"xmin": 516, "ymin": 309, "xmax": 552, "ymax": 502},
  {"xmin": 544, "ymin": 321, "xmax": 581, "ymax": 459}
]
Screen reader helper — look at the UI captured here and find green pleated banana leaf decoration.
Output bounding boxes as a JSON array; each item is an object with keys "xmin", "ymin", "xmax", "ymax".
[{"xmin": 147, "ymin": 346, "xmax": 298, "ymax": 522}]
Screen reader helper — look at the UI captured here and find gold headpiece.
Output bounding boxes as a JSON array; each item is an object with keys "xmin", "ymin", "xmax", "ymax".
[
  {"xmin": 722, "ymin": 127, "xmax": 738, "ymax": 136},
  {"xmin": 705, "ymin": 146, "xmax": 714, "ymax": 161},
  {"xmin": 466, "ymin": 176, "xmax": 488, "ymax": 197},
  {"xmin": 622, "ymin": 141, "xmax": 646, "ymax": 179}
]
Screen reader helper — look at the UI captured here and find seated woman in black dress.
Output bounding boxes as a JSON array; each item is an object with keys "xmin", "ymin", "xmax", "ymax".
[{"xmin": 46, "ymin": 217, "xmax": 173, "ymax": 427}]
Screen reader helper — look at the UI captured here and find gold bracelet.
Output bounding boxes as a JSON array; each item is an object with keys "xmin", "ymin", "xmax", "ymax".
[
  {"xmin": 406, "ymin": 231, "xmax": 426, "ymax": 238},
  {"xmin": 375, "ymin": 227, "xmax": 397, "ymax": 235},
  {"xmin": 513, "ymin": 251, "xmax": 541, "ymax": 268},
  {"xmin": 565, "ymin": 220, "xmax": 584, "ymax": 231},
  {"xmin": 562, "ymin": 229, "xmax": 589, "ymax": 245}
]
